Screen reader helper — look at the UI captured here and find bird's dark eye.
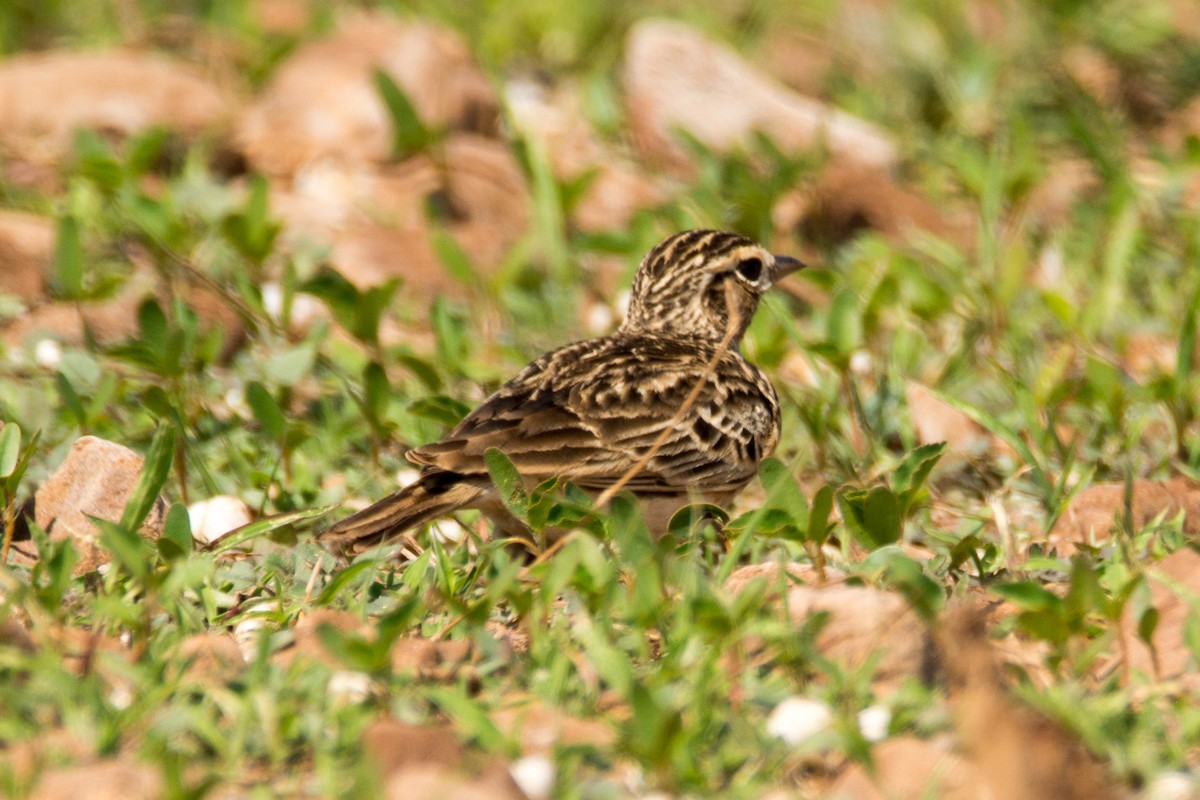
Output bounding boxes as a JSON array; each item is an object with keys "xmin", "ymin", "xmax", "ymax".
[{"xmin": 735, "ymin": 257, "xmax": 763, "ymax": 282}]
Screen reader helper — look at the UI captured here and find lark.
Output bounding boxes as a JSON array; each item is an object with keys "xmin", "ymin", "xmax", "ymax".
[{"xmin": 321, "ymin": 230, "xmax": 804, "ymax": 556}]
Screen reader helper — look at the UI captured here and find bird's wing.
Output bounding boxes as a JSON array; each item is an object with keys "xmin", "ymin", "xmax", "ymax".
[{"xmin": 408, "ymin": 336, "xmax": 778, "ymax": 493}]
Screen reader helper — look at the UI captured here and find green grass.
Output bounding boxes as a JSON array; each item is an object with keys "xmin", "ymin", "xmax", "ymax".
[{"xmin": 2, "ymin": 0, "xmax": 1200, "ymax": 797}]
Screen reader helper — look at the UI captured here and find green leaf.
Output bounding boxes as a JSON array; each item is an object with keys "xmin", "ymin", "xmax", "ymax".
[
  {"xmin": 245, "ymin": 381, "xmax": 286, "ymax": 440},
  {"xmin": 1184, "ymin": 614, "xmax": 1200, "ymax": 663},
  {"xmin": 0, "ymin": 422, "xmax": 20, "ymax": 479},
  {"xmin": 881, "ymin": 552, "xmax": 943, "ymax": 621},
  {"xmin": 363, "ymin": 361, "xmax": 390, "ymax": 427},
  {"xmin": 400, "ymin": 547, "xmax": 434, "ymax": 590},
  {"xmin": 991, "ymin": 581, "xmax": 1061, "ymax": 612},
  {"xmin": 160, "ymin": 502, "xmax": 192, "ymax": 560},
  {"xmin": 1136, "ymin": 606, "xmax": 1159, "ymax": 646},
  {"xmin": 948, "ymin": 533, "xmax": 982, "ymax": 570},
  {"xmin": 1064, "ymin": 556, "xmax": 1105, "ymax": 621},
  {"xmin": 572, "ymin": 614, "xmax": 633, "ymax": 696},
  {"xmin": 356, "ymin": 280, "xmax": 400, "ymax": 345},
  {"xmin": 301, "ymin": 268, "xmax": 359, "ymax": 325},
  {"xmin": 317, "ymin": 561, "xmax": 378, "ymax": 605},
  {"xmin": 137, "ymin": 298, "xmax": 168, "ymax": 355},
  {"xmin": 431, "ymin": 297, "xmax": 468, "ymax": 371},
  {"xmin": 892, "ymin": 442, "xmax": 946, "ymax": 515},
  {"xmin": 373, "ymin": 69, "xmax": 433, "ymax": 158},
  {"xmin": 759, "ymin": 457, "xmax": 808, "ymax": 525},
  {"xmin": 431, "ymin": 230, "xmax": 477, "ymax": 286},
  {"xmin": 395, "ymin": 353, "xmax": 442, "ymax": 392},
  {"xmin": 863, "ymin": 486, "xmax": 902, "ymax": 547},
  {"xmin": 30, "ymin": 531, "xmax": 77, "ymax": 611},
  {"xmin": 1016, "ymin": 609, "xmax": 1071, "ymax": 643},
  {"xmin": 120, "ymin": 424, "xmax": 176, "ymax": 532},
  {"xmin": 222, "ymin": 174, "xmax": 280, "ymax": 262},
  {"xmin": 264, "ymin": 342, "xmax": 317, "ymax": 387},
  {"xmin": 826, "ymin": 288, "xmax": 862, "ymax": 358},
  {"xmin": 3, "ymin": 429, "xmax": 39, "ymax": 490},
  {"xmin": 207, "ymin": 505, "xmax": 334, "ymax": 552},
  {"xmin": 626, "ymin": 683, "xmax": 682, "ymax": 766},
  {"xmin": 665, "ymin": 503, "xmax": 728, "ymax": 538},
  {"xmin": 425, "ymin": 687, "xmax": 509, "ymax": 754},
  {"xmin": 54, "ymin": 216, "xmax": 84, "ymax": 299},
  {"xmin": 484, "ymin": 448, "xmax": 528, "ymax": 522},
  {"xmin": 408, "ymin": 395, "xmax": 470, "ymax": 428},
  {"xmin": 95, "ymin": 518, "xmax": 152, "ymax": 582},
  {"xmin": 56, "ymin": 373, "xmax": 87, "ymax": 427},
  {"xmin": 807, "ymin": 484, "xmax": 834, "ymax": 544},
  {"xmin": 923, "ymin": 388, "xmax": 1053, "ymax": 501},
  {"xmin": 125, "ymin": 128, "xmax": 170, "ymax": 176},
  {"xmin": 1178, "ymin": 282, "xmax": 1200, "ymax": 384}
]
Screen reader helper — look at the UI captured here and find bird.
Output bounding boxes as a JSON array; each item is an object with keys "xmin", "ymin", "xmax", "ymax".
[{"xmin": 320, "ymin": 229, "xmax": 804, "ymax": 557}]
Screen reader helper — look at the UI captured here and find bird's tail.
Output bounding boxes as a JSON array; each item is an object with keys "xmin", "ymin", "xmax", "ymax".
[{"xmin": 319, "ymin": 471, "xmax": 483, "ymax": 558}]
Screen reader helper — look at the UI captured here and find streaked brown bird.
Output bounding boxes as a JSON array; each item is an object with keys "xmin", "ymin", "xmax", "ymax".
[{"xmin": 321, "ymin": 230, "xmax": 804, "ymax": 556}]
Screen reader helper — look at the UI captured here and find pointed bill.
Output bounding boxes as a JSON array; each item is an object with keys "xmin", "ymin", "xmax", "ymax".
[{"xmin": 770, "ymin": 254, "xmax": 806, "ymax": 282}]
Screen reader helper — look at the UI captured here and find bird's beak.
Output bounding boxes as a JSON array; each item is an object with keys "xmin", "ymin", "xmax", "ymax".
[{"xmin": 771, "ymin": 254, "xmax": 806, "ymax": 282}]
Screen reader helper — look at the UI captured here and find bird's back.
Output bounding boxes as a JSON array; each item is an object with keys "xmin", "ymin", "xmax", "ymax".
[{"xmin": 410, "ymin": 332, "xmax": 780, "ymax": 494}]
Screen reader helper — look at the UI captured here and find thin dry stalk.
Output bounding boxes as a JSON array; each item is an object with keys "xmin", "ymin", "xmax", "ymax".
[
  {"xmin": 1, "ymin": 493, "xmax": 14, "ymax": 565},
  {"xmin": 597, "ymin": 278, "xmax": 743, "ymax": 506}
]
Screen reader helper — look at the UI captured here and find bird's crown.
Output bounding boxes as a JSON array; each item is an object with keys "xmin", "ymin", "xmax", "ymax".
[{"xmin": 619, "ymin": 230, "xmax": 802, "ymax": 343}]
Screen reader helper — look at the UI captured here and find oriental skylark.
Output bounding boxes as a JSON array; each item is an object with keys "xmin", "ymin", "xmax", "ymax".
[{"xmin": 321, "ymin": 230, "xmax": 803, "ymax": 556}]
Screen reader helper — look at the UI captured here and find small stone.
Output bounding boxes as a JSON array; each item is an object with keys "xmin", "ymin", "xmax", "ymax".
[
  {"xmin": 0, "ymin": 50, "xmax": 226, "ymax": 165},
  {"xmin": 237, "ymin": 13, "xmax": 499, "ymax": 174},
  {"xmin": 857, "ymin": 704, "xmax": 892, "ymax": 742},
  {"xmin": 509, "ymin": 755, "xmax": 555, "ymax": 800},
  {"xmin": 233, "ymin": 616, "xmax": 269, "ymax": 662},
  {"xmin": 33, "ymin": 338, "xmax": 63, "ymax": 369},
  {"xmin": 0, "ymin": 210, "xmax": 53, "ymax": 302},
  {"xmin": 31, "ymin": 436, "xmax": 166, "ymax": 574},
  {"xmin": 1143, "ymin": 772, "xmax": 1196, "ymax": 800},
  {"xmin": 30, "ymin": 759, "xmax": 161, "ymax": 800},
  {"xmin": 179, "ymin": 632, "xmax": 246, "ymax": 684},
  {"xmin": 261, "ymin": 282, "xmax": 326, "ymax": 333},
  {"xmin": 623, "ymin": 19, "xmax": 897, "ymax": 172},
  {"xmin": 429, "ymin": 519, "xmax": 470, "ymax": 546},
  {"xmin": 766, "ymin": 696, "xmax": 834, "ymax": 745},
  {"xmin": 328, "ymin": 670, "xmax": 375, "ymax": 703},
  {"xmin": 188, "ymin": 495, "xmax": 253, "ymax": 545}
]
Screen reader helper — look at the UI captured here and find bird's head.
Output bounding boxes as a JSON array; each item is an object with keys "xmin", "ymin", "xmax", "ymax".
[{"xmin": 619, "ymin": 230, "xmax": 805, "ymax": 343}]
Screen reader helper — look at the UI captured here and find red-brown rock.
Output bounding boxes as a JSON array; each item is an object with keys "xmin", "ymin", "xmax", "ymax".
[
  {"xmin": 623, "ymin": 19, "xmax": 897, "ymax": 173},
  {"xmin": 237, "ymin": 14, "xmax": 499, "ymax": 175},
  {"xmin": 28, "ymin": 436, "xmax": 166, "ymax": 574},
  {"xmin": 0, "ymin": 210, "xmax": 53, "ymax": 302},
  {"xmin": 0, "ymin": 50, "xmax": 226, "ymax": 162}
]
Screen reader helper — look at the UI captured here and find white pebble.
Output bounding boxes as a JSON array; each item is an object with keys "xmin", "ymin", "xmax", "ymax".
[
  {"xmin": 262, "ymin": 282, "xmax": 284, "ymax": 319},
  {"xmin": 429, "ymin": 518, "xmax": 470, "ymax": 546},
  {"xmin": 222, "ymin": 383, "xmax": 250, "ymax": 420},
  {"xmin": 327, "ymin": 670, "xmax": 374, "ymax": 703},
  {"xmin": 290, "ymin": 294, "xmax": 325, "ymax": 331},
  {"xmin": 856, "ymin": 704, "xmax": 891, "ymax": 742},
  {"xmin": 188, "ymin": 495, "xmax": 253, "ymax": 545},
  {"xmin": 615, "ymin": 289, "xmax": 631, "ymax": 318},
  {"xmin": 34, "ymin": 338, "xmax": 62, "ymax": 369},
  {"xmin": 1143, "ymin": 772, "xmax": 1196, "ymax": 800},
  {"xmin": 849, "ymin": 350, "xmax": 873, "ymax": 375},
  {"xmin": 262, "ymin": 282, "xmax": 325, "ymax": 333},
  {"xmin": 395, "ymin": 467, "xmax": 422, "ymax": 487},
  {"xmin": 766, "ymin": 696, "xmax": 833, "ymax": 745},
  {"xmin": 1036, "ymin": 243, "xmax": 1065, "ymax": 289},
  {"xmin": 510, "ymin": 755, "xmax": 555, "ymax": 800},
  {"xmin": 107, "ymin": 681, "xmax": 134, "ymax": 710},
  {"xmin": 233, "ymin": 617, "xmax": 268, "ymax": 662},
  {"xmin": 585, "ymin": 302, "xmax": 615, "ymax": 335}
]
